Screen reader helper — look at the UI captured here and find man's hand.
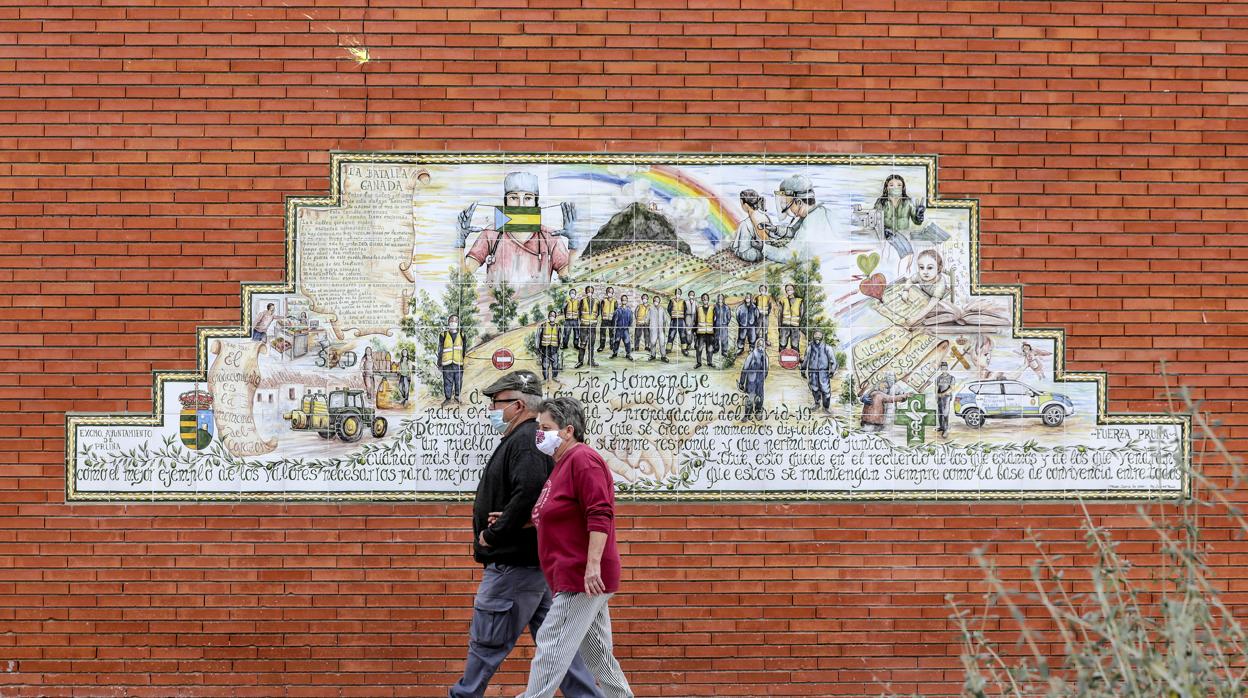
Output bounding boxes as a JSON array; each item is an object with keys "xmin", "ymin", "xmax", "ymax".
[
  {"xmin": 477, "ymin": 530, "xmax": 490, "ymax": 548},
  {"xmin": 488, "ymin": 511, "xmax": 533, "ymax": 529}
]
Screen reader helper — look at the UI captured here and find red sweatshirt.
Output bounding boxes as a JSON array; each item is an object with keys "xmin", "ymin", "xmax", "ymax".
[{"xmin": 531, "ymin": 442, "xmax": 621, "ymax": 594}]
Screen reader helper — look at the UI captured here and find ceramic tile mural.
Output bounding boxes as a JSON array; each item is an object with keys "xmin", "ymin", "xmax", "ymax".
[{"xmin": 66, "ymin": 153, "xmax": 1189, "ymax": 501}]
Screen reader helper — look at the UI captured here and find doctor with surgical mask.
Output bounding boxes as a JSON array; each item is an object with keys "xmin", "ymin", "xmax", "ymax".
[{"xmin": 764, "ymin": 173, "xmax": 835, "ymax": 260}]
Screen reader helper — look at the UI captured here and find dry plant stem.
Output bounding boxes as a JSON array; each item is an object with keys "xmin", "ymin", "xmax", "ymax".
[
  {"xmin": 1078, "ymin": 500, "xmax": 1143, "ymax": 696},
  {"xmin": 1144, "ymin": 514, "xmax": 1246, "ymax": 692}
]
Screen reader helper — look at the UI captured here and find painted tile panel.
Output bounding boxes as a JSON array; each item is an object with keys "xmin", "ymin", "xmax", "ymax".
[{"xmin": 67, "ymin": 153, "xmax": 1188, "ymax": 501}]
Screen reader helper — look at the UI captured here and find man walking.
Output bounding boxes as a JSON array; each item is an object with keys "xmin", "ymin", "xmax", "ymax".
[
  {"xmin": 666, "ymin": 287, "xmax": 690, "ymax": 357},
  {"xmin": 633, "ymin": 294, "xmax": 650, "ymax": 355},
  {"xmin": 693, "ymin": 293, "xmax": 716, "ymax": 370},
  {"xmin": 610, "ymin": 294, "xmax": 634, "ymax": 360},
  {"xmin": 799, "ymin": 329, "xmax": 837, "ymax": 413},
  {"xmin": 535, "ymin": 311, "xmax": 562, "ymax": 383},
  {"xmin": 596, "ymin": 287, "xmax": 618, "ymax": 353},
  {"xmin": 755, "ymin": 284, "xmax": 772, "ymax": 342},
  {"xmin": 448, "ymin": 371, "xmax": 604, "ymax": 698},
  {"xmin": 713, "ymin": 293, "xmax": 732, "ymax": 361},
  {"xmin": 683, "ymin": 289, "xmax": 697, "ymax": 344},
  {"xmin": 735, "ymin": 296, "xmax": 759, "ymax": 356},
  {"xmin": 561, "ymin": 287, "xmax": 580, "ymax": 351},
  {"xmin": 738, "ymin": 339, "xmax": 769, "ymax": 421},
  {"xmin": 576, "ymin": 285, "xmax": 600, "ymax": 369},
  {"xmin": 778, "ymin": 284, "xmax": 804, "ymax": 353}
]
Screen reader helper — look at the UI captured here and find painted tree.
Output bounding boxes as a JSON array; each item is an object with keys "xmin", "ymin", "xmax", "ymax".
[
  {"xmin": 784, "ymin": 255, "xmax": 837, "ymax": 343},
  {"xmin": 543, "ymin": 282, "xmax": 571, "ymax": 322},
  {"xmin": 489, "ymin": 280, "xmax": 519, "ymax": 334}
]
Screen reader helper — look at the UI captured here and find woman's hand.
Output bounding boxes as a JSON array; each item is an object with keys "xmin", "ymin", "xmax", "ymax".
[{"xmin": 584, "ymin": 561, "xmax": 605, "ymax": 596}]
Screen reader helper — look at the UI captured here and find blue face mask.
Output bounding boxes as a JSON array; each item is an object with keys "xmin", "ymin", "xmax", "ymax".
[{"xmin": 488, "ymin": 409, "xmax": 509, "ymax": 435}]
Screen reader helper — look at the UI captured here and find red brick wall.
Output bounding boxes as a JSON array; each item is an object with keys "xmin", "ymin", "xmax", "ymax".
[{"xmin": 3, "ymin": 2, "xmax": 1245, "ymax": 696}]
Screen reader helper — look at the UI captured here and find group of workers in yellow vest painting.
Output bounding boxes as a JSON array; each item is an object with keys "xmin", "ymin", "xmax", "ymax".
[
  {"xmin": 432, "ymin": 282, "xmax": 831, "ymax": 419},
  {"xmin": 528, "ymin": 283, "xmax": 810, "ymax": 382}
]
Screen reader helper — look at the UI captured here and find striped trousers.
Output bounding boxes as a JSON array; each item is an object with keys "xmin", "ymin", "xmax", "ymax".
[{"xmin": 520, "ymin": 592, "xmax": 633, "ymax": 698}]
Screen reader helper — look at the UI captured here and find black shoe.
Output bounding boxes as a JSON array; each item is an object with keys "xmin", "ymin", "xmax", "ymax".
[
  {"xmin": 694, "ymin": 362, "xmax": 701, "ymax": 369},
  {"xmin": 610, "ymin": 353, "xmax": 618, "ymax": 359},
  {"xmin": 661, "ymin": 357, "xmax": 670, "ymax": 363},
  {"xmin": 574, "ymin": 361, "xmax": 583, "ymax": 369}
]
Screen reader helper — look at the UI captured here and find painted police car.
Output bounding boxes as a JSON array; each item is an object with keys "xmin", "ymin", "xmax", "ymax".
[{"xmin": 952, "ymin": 379, "xmax": 1074, "ymax": 428}]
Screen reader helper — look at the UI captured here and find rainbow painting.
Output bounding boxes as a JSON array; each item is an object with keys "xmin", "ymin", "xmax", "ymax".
[{"xmin": 556, "ymin": 164, "xmax": 741, "ymax": 245}]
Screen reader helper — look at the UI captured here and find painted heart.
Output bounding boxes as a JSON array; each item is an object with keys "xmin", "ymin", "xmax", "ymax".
[
  {"xmin": 856, "ymin": 252, "xmax": 880, "ymax": 276},
  {"xmin": 859, "ymin": 272, "xmax": 886, "ymax": 301}
]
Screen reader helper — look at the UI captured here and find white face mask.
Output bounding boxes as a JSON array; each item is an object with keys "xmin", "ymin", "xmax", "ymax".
[{"xmin": 535, "ymin": 429, "xmax": 562, "ymax": 457}]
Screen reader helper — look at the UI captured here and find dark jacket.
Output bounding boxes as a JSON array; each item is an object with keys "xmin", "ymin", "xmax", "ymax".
[{"xmin": 472, "ymin": 418, "xmax": 552, "ymax": 567}]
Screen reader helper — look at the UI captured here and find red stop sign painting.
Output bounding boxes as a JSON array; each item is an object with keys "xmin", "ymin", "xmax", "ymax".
[
  {"xmin": 778, "ymin": 348, "xmax": 800, "ymax": 370},
  {"xmin": 491, "ymin": 348, "xmax": 514, "ymax": 370}
]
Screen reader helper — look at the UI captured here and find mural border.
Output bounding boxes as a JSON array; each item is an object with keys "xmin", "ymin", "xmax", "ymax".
[{"xmin": 64, "ymin": 152, "xmax": 1192, "ymax": 503}]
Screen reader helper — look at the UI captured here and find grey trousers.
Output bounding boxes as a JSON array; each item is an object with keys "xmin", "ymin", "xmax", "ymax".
[
  {"xmin": 520, "ymin": 592, "xmax": 633, "ymax": 698},
  {"xmin": 449, "ymin": 564, "xmax": 603, "ymax": 698}
]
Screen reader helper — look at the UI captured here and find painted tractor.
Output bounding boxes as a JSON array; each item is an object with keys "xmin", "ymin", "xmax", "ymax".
[{"xmin": 284, "ymin": 389, "xmax": 387, "ymax": 442}]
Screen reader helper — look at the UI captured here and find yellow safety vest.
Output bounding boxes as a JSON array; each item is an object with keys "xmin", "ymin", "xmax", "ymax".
[
  {"xmin": 600, "ymin": 298, "xmax": 617, "ymax": 318},
  {"xmin": 696, "ymin": 305, "xmax": 715, "ymax": 334},
  {"xmin": 635, "ymin": 305, "xmax": 649, "ymax": 324},
  {"xmin": 540, "ymin": 323, "xmax": 560, "ymax": 347},
  {"xmin": 564, "ymin": 298, "xmax": 579, "ymax": 320},
  {"xmin": 579, "ymin": 297, "xmax": 599, "ymax": 323},
  {"xmin": 780, "ymin": 296, "xmax": 803, "ymax": 326},
  {"xmin": 671, "ymin": 297, "xmax": 686, "ymax": 316},
  {"xmin": 440, "ymin": 331, "xmax": 464, "ymax": 366},
  {"xmin": 756, "ymin": 294, "xmax": 772, "ymax": 313}
]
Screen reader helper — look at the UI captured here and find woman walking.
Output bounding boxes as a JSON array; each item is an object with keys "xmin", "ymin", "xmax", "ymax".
[{"xmin": 521, "ymin": 397, "xmax": 633, "ymax": 698}]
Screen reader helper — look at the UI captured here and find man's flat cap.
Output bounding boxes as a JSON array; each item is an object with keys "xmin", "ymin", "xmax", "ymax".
[{"xmin": 481, "ymin": 369, "xmax": 544, "ymax": 398}]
